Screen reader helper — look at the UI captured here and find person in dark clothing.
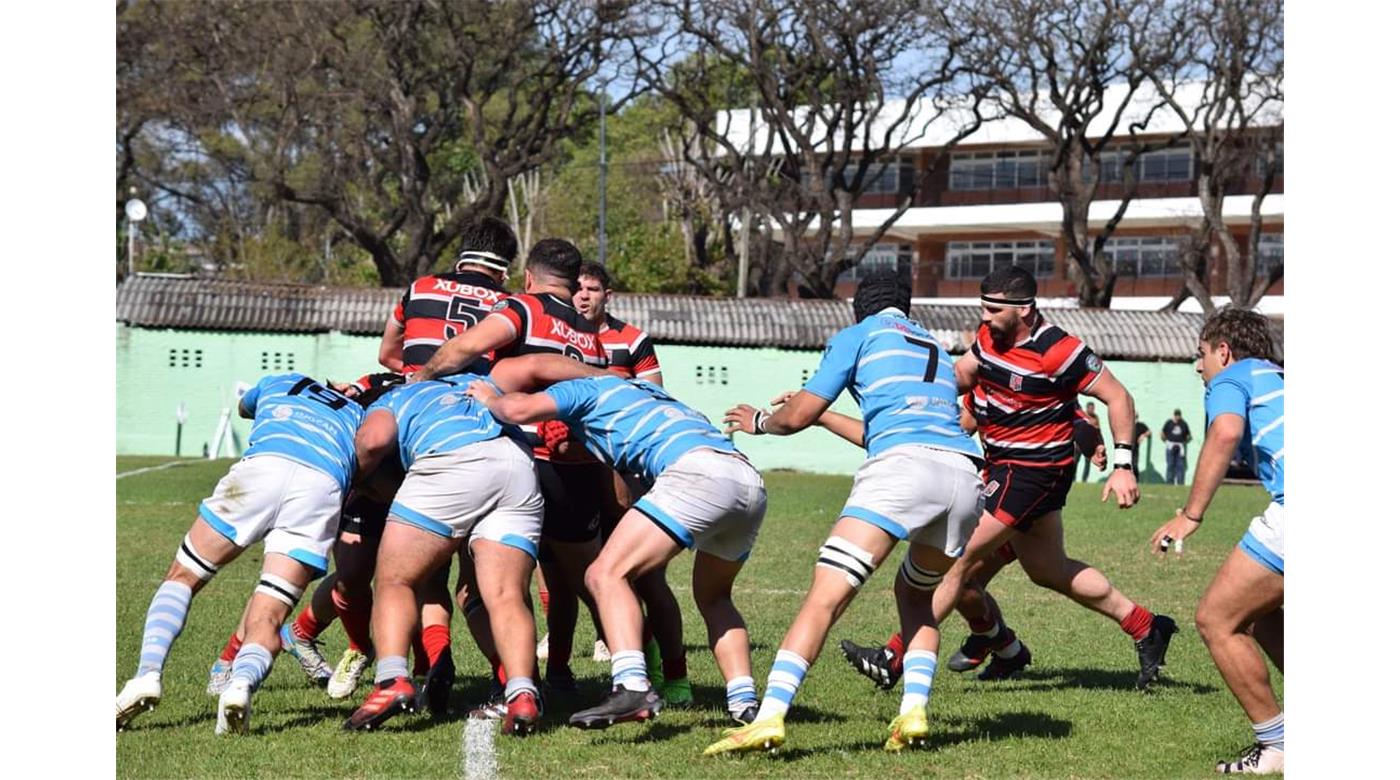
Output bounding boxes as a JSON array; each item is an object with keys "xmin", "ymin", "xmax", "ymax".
[{"xmin": 1161, "ymin": 409, "xmax": 1193, "ymax": 485}]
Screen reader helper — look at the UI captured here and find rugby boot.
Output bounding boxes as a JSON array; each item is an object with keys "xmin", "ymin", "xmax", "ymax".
[
  {"xmin": 702, "ymin": 714, "xmax": 785, "ymax": 756},
  {"xmin": 280, "ymin": 624, "xmax": 333, "ymax": 688},
  {"xmin": 420, "ymin": 649, "xmax": 455, "ymax": 716},
  {"xmin": 947, "ymin": 627, "xmax": 1014, "ymax": 673},
  {"xmin": 215, "ymin": 679, "xmax": 252, "ymax": 736},
  {"xmin": 1216, "ymin": 743, "xmax": 1284, "ymax": 774},
  {"xmin": 328, "ymin": 648, "xmax": 371, "ymax": 699},
  {"xmin": 978, "ymin": 641, "xmax": 1032, "ymax": 681},
  {"xmin": 207, "ymin": 658, "xmax": 233, "ymax": 696},
  {"xmin": 1135, "ymin": 614, "xmax": 1179, "ymax": 689},
  {"xmin": 733, "ymin": 703, "xmax": 759, "ymax": 725},
  {"xmin": 115, "ymin": 672, "xmax": 162, "ymax": 731},
  {"xmin": 660, "ymin": 677, "xmax": 694, "ymax": 707},
  {"xmin": 883, "ymin": 708, "xmax": 930, "ymax": 752},
  {"xmin": 343, "ymin": 677, "xmax": 419, "ymax": 731},
  {"xmin": 839, "ymin": 639, "xmax": 900, "ymax": 690},
  {"xmin": 468, "ymin": 679, "xmax": 507, "ymax": 720},
  {"xmin": 501, "ymin": 690, "xmax": 543, "ymax": 737},
  {"xmin": 568, "ymin": 685, "xmax": 663, "ymax": 729}
]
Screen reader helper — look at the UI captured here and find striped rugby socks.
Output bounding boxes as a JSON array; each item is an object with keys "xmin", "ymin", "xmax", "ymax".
[
  {"xmin": 755, "ymin": 649, "xmax": 810, "ymax": 721},
  {"xmin": 1253, "ymin": 712, "xmax": 1283, "ymax": 751},
  {"xmin": 229, "ymin": 643, "xmax": 274, "ymax": 690},
  {"xmin": 725, "ymin": 675, "xmax": 757, "ymax": 718},
  {"xmin": 137, "ymin": 581, "xmax": 193, "ymax": 677},
  {"xmin": 900, "ymin": 650, "xmax": 937, "ymax": 715},
  {"xmin": 611, "ymin": 650, "xmax": 651, "ymax": 692}
]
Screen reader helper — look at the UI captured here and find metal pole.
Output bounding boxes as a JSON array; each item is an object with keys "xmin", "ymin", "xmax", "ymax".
[
  {"xmin": 127, "ymin": 218, "xmax": 136, "ymax": 278},
  {"xmin": 737, "ymin": 96, "xmax": 758, "ymax": 298},
  {"xmin": 597, "ymin": 87, "xmax": 608, "ymax": 266}
]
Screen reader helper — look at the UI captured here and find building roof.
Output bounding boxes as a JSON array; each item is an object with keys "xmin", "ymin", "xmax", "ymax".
[
  {"xmin": 865, "ymin": 194, "xmax": 1283, "ymax": 241},
  {"xmin": 117, "ymin": 275, "xmax": 1255, "ymax": 362},
  {"xmin": 718, "ymin": 80, "xmax": 1282, "ymax": 154}
]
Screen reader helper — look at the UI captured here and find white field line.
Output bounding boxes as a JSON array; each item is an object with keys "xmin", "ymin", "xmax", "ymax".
[
  {"xmin": 116, "ymin": 460, "xmax": 195, "ymax": 480},
  {"xmin": 671, "ymin": 585, "xmax": 807, "ymax": 597},
  {"xmin": 462, "ymin": 717, "xmax": 498, "ymax": 780}
]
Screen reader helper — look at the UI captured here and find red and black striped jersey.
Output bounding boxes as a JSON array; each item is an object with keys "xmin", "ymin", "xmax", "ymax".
[
  {"xmin": 485, "ymin": 292, "xmax": 609, "ymax": 461},
  {"xmin": 970, "ymin": 318, "xmax": 1104, "ymax": 467},
  {"xmin": 392, "ymin": 271, "xmax": 506, "ymax": 373},
  {"xmin": 599, "ymin": 314, "xmax": 662, "ymax": 380}
]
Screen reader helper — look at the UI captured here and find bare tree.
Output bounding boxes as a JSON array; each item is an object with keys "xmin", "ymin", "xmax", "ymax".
[
  {"xmin": 119, "ymin": 0, "xmax": 638, "ymax": 286},
  {"xmin": 954, "ymin": 0, "xmax": 1191, "ymax": 307},
  {"xmin": 633, "ymin": 0, "xmax": 982, "ymax": 298},
  {"xmin": 1144, "ymin": 0, "xmax": 1283, "ymax": 314}
]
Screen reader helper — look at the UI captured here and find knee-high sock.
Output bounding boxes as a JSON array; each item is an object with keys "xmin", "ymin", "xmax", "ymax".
[{"xmin": 137, "ymin": 581, "xmax": 193, "ymax": 677}]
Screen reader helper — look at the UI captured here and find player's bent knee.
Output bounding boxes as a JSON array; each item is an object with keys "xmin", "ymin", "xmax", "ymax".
[
  {"xmin": 815, "ymin": 535, "xmax": 878, "ymax": 590},
  {"xmin": 256, "ymin": 573, "xmax": 306, "ymax": 608},
  {"xmin": 899, "ymin": 553, "xmax": 945, "ymax": 592},
  {"xmin": 173, "ymin": 532, "xmax": 222, "ymax": 582}
]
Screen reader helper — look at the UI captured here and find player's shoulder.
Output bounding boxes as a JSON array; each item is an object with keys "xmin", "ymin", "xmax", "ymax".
[{"xmin": 604, "ymin": 313, "xmax": 646, "ymax": 340}]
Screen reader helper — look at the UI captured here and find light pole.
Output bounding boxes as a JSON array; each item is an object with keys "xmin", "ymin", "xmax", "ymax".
[
  {"xmin": 124, "ymin": 197, "xmax": 148, "ymax": 278},
  {"xmin": 597, "ymin": 86, "xmax": 608, "ymax": 267}
]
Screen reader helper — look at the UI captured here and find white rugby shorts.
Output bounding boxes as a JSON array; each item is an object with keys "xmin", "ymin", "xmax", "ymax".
[
  {"xmin": 1239, "ymin": 501, "xmax": 1283, "ymax": 576},
  {"xmin": 632, "ymin": 448, "xmax": 767, "ymax": 562},
  {"xmin": 198, "ymin": 454, "xmax": 343, "ymax": 575},
  {"xmin": 840, "ymin": 444, "xmax": 985, "ymax": 557},
  {"xmin": 388, "ymin": 437, "xmax": 544, "ymax": 558}
]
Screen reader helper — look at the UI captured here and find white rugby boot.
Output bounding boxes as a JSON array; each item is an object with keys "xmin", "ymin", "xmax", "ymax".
[{"xmin": 116, "ymin": 672, "xmax": 162, "ymax": 731}]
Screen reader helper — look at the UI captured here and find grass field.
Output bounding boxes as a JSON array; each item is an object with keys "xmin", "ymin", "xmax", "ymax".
[{"xmin": 116, "ymin": 456, "xmax": 1282, "ymax": 779}]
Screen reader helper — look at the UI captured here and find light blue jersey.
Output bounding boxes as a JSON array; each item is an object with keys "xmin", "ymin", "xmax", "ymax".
[
  {"xmin": 544, "ymin": 375, "xmax": 739, "ymax": 482},
  {"xmin": 238, "ymin": 373, "xmax": 364, "ymax": 491},
  {"xmin": 1205, "ymin": 358, "xmax": 1284, "ymax": 506},
  {"xmin": 366, "ymin": 374, "xmax": 504, "ymax": 470},
  {"xmin": 802, "ymin": 308, "xmax": 982, "ymax": 461}
]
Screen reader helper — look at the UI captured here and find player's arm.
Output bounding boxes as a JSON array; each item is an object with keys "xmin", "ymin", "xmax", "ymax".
[
  {"xmin": 724, "ymin": 390, "xmax": 832, "ymax": 436},
  {"xmin": 378, "ymin": 316, "xmax": 406, "ymax": 373},
  {"xmin": 354, "ymin": 409, "xmax": 398, "ymax": 479},
  {"xmin": 467, "ymin": 380, "xmax": 561, "ymax": 426},
  {"xmin": 632, "ymin": 334, "xmax": 664, "ymax": 386},
  {"xmin": 954, "ymin": 351, "xmax": 980, "ymax": 394},
  {"xmin": 412, "ymin": 315, "xmax": 514, "ymax": 383},
  {"xmin": 489, "ymin": 354, "xmax": 608, "ymax": 394},
  {"xmin": 1080, "ymin": 364, "xmax": 1140, "ymax": 508},
  {"xmin": 765, "ymin": 390, "xmax": 864, "ymax": 446},
  {"xmin": 237, "ymin": 382, "xmax": 262, "ymax": 419},
  {"xmin": 1150, "ymin": 413, "xmax": 1244, "ymax": 554}
]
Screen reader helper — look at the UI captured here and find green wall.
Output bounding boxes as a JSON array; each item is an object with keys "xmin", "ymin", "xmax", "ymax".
[{"xmin": 116, "ymin": 324, "xmax": 1206, "ymax": 482}]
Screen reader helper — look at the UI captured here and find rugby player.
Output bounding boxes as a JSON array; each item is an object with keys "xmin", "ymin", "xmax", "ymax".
[
  {"xmin": 704, "ymin": 269, "xmax": 985, "ymax": 755},
  {"xmin": 467, "ymin": 354, "xmax": 767, "ymax": 730},
  {"xmin": 573, "ymin": 260, "xmax": 692, "ymax": 705},
  {"xmin": 1149, "ymin": 309, "xmax": 1284, "ymax": 774},
  {"xmin": 116, "ymin": 373, "xmax": 371, "ymax": 735},
  {"xmin": 923, "ymin": 267, "xmax": 1176, "ymax": 693},
  {"xmin": 343, "ymin": 373, "xmax": 545, "ymax": 734},
  {"xmin": 414, "ymin": 238, "xmax": 612, "ymax": 700}
]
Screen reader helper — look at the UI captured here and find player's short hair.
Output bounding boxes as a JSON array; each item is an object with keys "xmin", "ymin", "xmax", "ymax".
[
  {"xmin": 980, "ymin": 266, "xmax": 1038, "ymax": 301},
  {"xmin": 454, "ymin": 217, "xmax": 518, "ymax": 274},
  {"xmin": 852, "ymin": 267, "xmax": 912, "ymax": 322},
  {"xmin": 1199, "ymin": 307, "xmax": 1276, "ymax": 362},
  {"xmin": 353, "ymin": 373, "xmax": 404, "ymax": 409},
  {"xmin": 526, "ymin": 238, "xmax": 584, "ymax": 290},
  {"xmin": 578, "ymin": 260, "xmax": 612, "ymax": 289}
]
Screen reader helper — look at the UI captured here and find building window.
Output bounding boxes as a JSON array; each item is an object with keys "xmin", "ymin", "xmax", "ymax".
[
  {"xmin": 945, "ymin": 241, "xmax": 1055, "ymax": 279},
  {"xmin": 825, "ymin": 156, "xmax": 914, "ymax": 195},
  {"xmin": 838, "ymin": 243, "xmax": 913, "ymax": 282},
  {"xmin": 949, "ymin": 149, "xmax": 1047, "ymax": 190},
  {"xmin": 1257, "ymin": 233, "xmax": 1283, "ymax": 277},
  {"xmin": 1087, "ymin": 143, "xmax": 1195, "ymax": 184},
  {"xmin": 1101, "ymin": 236, "xmax": 1181, "ymax": 277}
]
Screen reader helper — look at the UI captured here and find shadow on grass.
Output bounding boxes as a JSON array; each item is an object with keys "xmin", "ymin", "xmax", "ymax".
[
  {"xmin": 773, "ymin": 710, "xmax": 1073, "ymax": 760},
  {"xmin": 994, "ymin": 666, "xmax": 1218, "ymax": 695}
]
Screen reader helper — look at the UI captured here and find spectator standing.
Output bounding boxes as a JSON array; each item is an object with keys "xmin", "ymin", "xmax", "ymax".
[{"xmin": 1161, "ymin": 409, "xmax": 1193, "ymax": 484}]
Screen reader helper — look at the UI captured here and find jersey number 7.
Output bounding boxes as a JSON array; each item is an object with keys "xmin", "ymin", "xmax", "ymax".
[{"xmin": 903, "ymin": 335, "xmax": 941, "ymax": 382}]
